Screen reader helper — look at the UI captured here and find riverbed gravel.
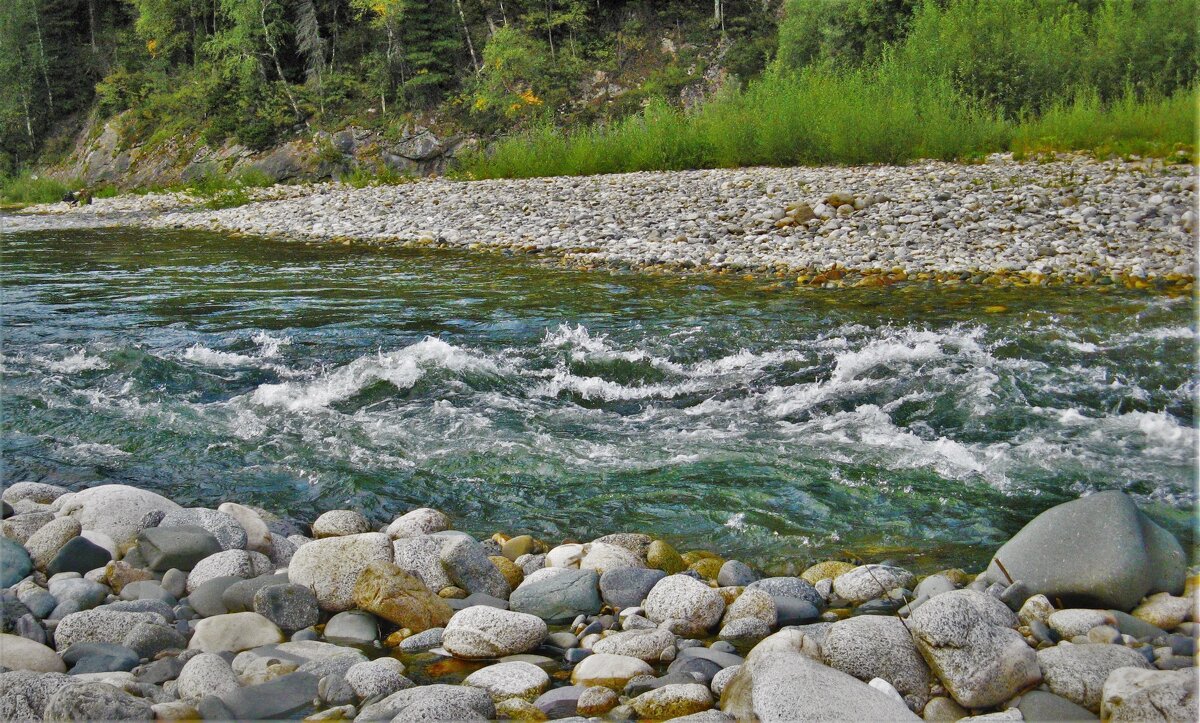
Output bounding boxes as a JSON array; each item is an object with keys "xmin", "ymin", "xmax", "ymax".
[
  {"xmin": 6, "ymin": 153, "xmax": 1196, "ymax": 288},
  {"xmin": 0, "ymin": 483, "xmax": 1195, "ymax": 721}
]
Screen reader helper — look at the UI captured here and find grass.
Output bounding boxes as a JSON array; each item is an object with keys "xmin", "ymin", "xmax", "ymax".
[
  {"xmin": 0, "ymin": 172, "xmax": 79, "ymax": 205},
  {"xmin": 464, "ymin": 69, "xmax": 1196, "ymax": 180}
]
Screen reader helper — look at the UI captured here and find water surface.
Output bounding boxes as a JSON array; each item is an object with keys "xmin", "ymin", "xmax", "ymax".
[{"xmin": 2, "ymin": 227, "xmax": 1194, "ymax": 573}]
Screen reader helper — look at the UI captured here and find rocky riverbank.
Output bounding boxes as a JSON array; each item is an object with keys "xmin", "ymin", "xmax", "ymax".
[
  {"xmin": 0, "ymin": 483, "xmax": 1195, "ymax": 721},
  {"xmin": 6, "ymin": 154, "xmax": 1197, "ymax": 291}
]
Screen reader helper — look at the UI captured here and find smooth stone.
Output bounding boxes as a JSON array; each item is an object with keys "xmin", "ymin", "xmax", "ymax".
[
  {"xmin": 120, "ymin": 580, "xmax": 177, "ymax": 604},
  {"xmin": 188, "ymin": 575, "xmax": 243, "ymax": 618},
  {"xmin": 288, "ymin": 532, "xmax": 393, "ymax": 612},
  {"xmin": 1131, "ymin": 592, "xmax": 1192, "ymax": 630},
  {"xmin": 392, "ymin": 535, "xmax": 454, "ymax": 592},
  {"xmin": 230, "ymin": 640, "xmax": 365, "ymax": 675},
  {"xmin": 25, "ymin": 517, "xmax": 81, "ymax": 571},
  {"xmin": 158, "ymin": 507, "xmax": 247, "ymax": 551},
  {"xmin": 185, "ymin": 549, "xmax": 272, "ymax": 593},
  {"xmin": 188, "ymin": 611, "xmax": 284, "ymax": 653},
  {"xmin": 18, "ymin": 587, "xmax": 57, "ymax": 619},
  {"xmin": 345, "ymin": 658, "xmax": 412, "ymax": 699},
  {"xmin": 105, "ymin": 598, "xmax": 175, "ymax": 620},
  {"xmin": 356, "ymin": 683, "xmax": 495, "ymax": 722},
  {"xmin": 724, "ymin": 588, "xmax": 776, "ymax": 626},
  {"xmin": 3, "ymin": 482, "xmax": 69, "ymax": 506},
  {"xmin": 570, "ymin": 653, "xmax": 654, "ymax": 689},
  {"xmin": 447, "ymin": 592, "xmax": 510, "ymax": 610},
  {"xmin": 915, "ymin": 575, "xmax": 958, "ymax": 601},
  {"xmin": 122, "ymin": 621, "xmax": 187, "ymax": 658},
  {"xmin": 54, "ymin": 609, "xmax": 167, "ymax": 649},
  {"xmin": 463, "ymin": 660, "xmax": 551, "ymax": 702},
  {"xmin": 510, "ymin": 568, "xmax": 601, "ymax": 623},
  {"xmin": 823, "ymin": 615, "xmax": 931, "ymax": 711},
  {"xmin": 176, "ymin": 652, "xmax": 240, "ymax": 700},
  {"xmin": 631, "ymin": 683, "xmax": 713, "ymax": 719},
  {"xmin": 720, "ymin": 617, "xmax": 772, "ymax": 641},
  {"xmin": 440, "ymin": 536, "xmax": 512, "ymax": 600},
  {"xmin": 43, "ymin": 681, "xmax": 154, "ymax": 720},
  {"xmin": 593, "ymin": 629, "xmax": 677, "ymax": 662},
  {"xmin": 1037, "ymin": 643, "xmax": 1153, "ymax": 712},
  {"xmin": 47, "ymin": 577, "xmax": 108, "ymax": 610},
  {"xmin": 56, "ymin": 484, "xmax": 181, "ymax": 552},
  {"xmin": 1009, "ymin": 689, "xmax": 1098, "ymax": 721},
  {"xmin": 65, "ymin": 643, "xmax": 140, "ymax": 674},
  {"xmin": 0, "ymin": 632, "xmax": 65, "ymax": 672},
  {"xmin": 577, "ymin": 684, "xmax": 620, "ymax": 716},
  {"xmin": 1049, "ymin": 609, "xmax": 1117, "ymax": 639},
  {"xmin": 644, "ymin": 575, "xmax": 725, "ymax": 636},
  {"xmin": 717, "ymin": 560, "xmax": 756, "ymax": 587},
  {"xmin": 385, "ymin": 508, "xmax": 451, "ymax": 538},
  {"xmin": 908, "ymin": 589, "xmax": 1041, "ymax": 709},
  {"xmin": 580, "ymin": 542, "xmax": 645, "ymax": 574},
  {"xmin": 2, "ymin": 512, "xmax": 55, "ymax": 546},
  {"xmin": 199, "ymin": 671, "xmax": 319, "ymax": 720},
  {"xmin": 216, "ymin": 502, "xmax": 273, "ymax": 553},
  {"xmin": 137, "ymin": 526, "xmax": 223, "ymax": 573},
  {"xmin": 922, "ymin": 696, "xmax": 970, "ymax": 722},
  {"xmin": 534, "ymin": 685, "xmax": 586, "ymax": 718},
  {"xmin": 0, "ymin": 538, "xmax": 33, "ymax": 587},
  {"xmin": 546, "ymin": 543, "xmax": 586, "ymax": 569},
  {"xmin": 324, "ymin": 610, "xmax": 379, "ymax": 645},
  {"xmin": 599, "ymin": 567, "xmax": 666, "ymax": 609},
  {"xmin": 1100, "ymin": 667, "xmax": 1196, "ymax": 721},
  {"xmin": 220, "ymin": 572, "xmax": 290, "ymax": 613},
  {"xmin": 983, "ymin": 491, "xmax": 1186, "ymax": 610},
  {"xmin": 833, "ymin": 565, "xmax": 917, "ymax": 604},
  {"xmin": 254, "ymin": 583, "xmax": 320, "ymax": 632},
  {"xmin": 747, "ymin": 577, "xmax": 824, "ymax": 609},
  {"xmin": 351, "ymin": 560, "xmax": 453, "ymax": 632},
  {"xmin": 442, "ymin": 606, "xmax": 546, "ymax": 659},
  {"xmin": 773, "ymin": 596, "xmax": 822, "ymax": 626},
  {"xmin": 396, "ymin": 627, "xmax": 443, "ymax": 652},
  {"xmin": 500, "ymin": 535, "xmax": 535, "ymax": 561},
  {"xmin": 1107, "ymin": 610, "xmax": 1168, "ymax": 640},
  {"xmin": 720, "ymin": 651, "xmax": 920, "ymax": 720},
  {"xmin": 311, "ymin": 509, "xmax": 372, "ymax": 538}
]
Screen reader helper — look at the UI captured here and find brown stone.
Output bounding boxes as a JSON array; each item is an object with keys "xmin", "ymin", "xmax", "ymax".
[
  {"xmin": 352, "ymin": 561, "xmax": 453, "ymax": 633},
  {"xmin": 104, "ymin": 560, "xmax": 155, "ymax": 593}
]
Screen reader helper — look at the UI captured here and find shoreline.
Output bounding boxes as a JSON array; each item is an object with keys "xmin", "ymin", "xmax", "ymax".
[
  {"xmin": 5, "ymin": 153, "xmax": 1196, "ymax": 292},
  {"xmin": 0, "ymin": 482, "xmax": 1195, "ymax": 720}
]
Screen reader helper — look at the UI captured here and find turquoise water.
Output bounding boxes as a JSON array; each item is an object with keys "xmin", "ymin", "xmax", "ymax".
[{"xmin": 1, "ymin": 227, "xmax": 1195, "ymax": 573}]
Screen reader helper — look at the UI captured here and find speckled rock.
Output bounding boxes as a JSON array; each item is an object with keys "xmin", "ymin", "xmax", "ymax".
[
  {"xmin": 345, "ymin": 657, "xmax": 413, "ymax": 699},
  {"xmin": 287, "ymin": 532, "xmax": 393, "ymax": 611},
  {"xmin": 43, "ymin": 681, "xmax": 154, "ymax": 720},
  {"xmin": 908, "ymin": 589, "xmax": 1041, "ymax": 709},
  {"xmin": 177, "ymin": 652, "xmax": 241, "ymax": 700},
  {"xmin": 442, "ymin": 605, "xmax": 547, "ymax": 659},
  {"xmin": 2, "ymin": 512, "xmax": 54, "ymax": 546},
  {"xmin": 158, "ymin": 507, "xmax": 248, "ymax": 551},
  {"xmin": 832, "ymin": 565, "xmax": 916, "ymax": 604},
  {"xmin": 1048, "ymin": 609, "xmax": 1117, "ymax": 639},
  {"xmin": 632, "ymin": 683, "xmax": 713, "ymax": 719},
  {"xmin": 822, "ymin": 615, "xmax": 931, "ymax": 711},
  {"xmin": 746, "ymin": 577, "xmax": 824, "ymax": 609},
  {"xmin": 392, "ymin": 535, "xmax": 455, "ymax": 592},
  {"xmin": 647, "ymin": 540, "xmax": 686, "ymax": 574},
  {"xmin": 581, "ymin": 542, "xmax": 645, "ymax": 574},
  {"xmin": 510, "ymin": 568, "xmax": 602, "ymax": 623},
  {"xmin": 3, "ymin": 482, "xmax": 69, "ymax": 506},
  {"xmin": 0, "ymin": 670, "xmax": 75, "ymax": 719},
  {"xmin": 463, "ymin": 660, "xmax": 551, "ymax": 702},
  {"xmin": 440, "ymin": 536, "xmax": 512, "ymax": 600},
  {"xmin": 55, "ymin": 484, "xmax": 181, "ymax": 552},
  {"xmin": 644, "ymin": 575, "xmax": 725, "ymax": 635},
  {"xmin": 54, "ymin": 609, "xmax": 167, "ymax": 649},
  {"xmin": 717, "ymin": 561, "xmax": 756, "ymax": 587},
  {"xmin": 801, "ymin": 560, "xmax": 856, "ymax": 584},
  {"xmin": 311, "ymin": 509, "xmax": 372, "ymax": 538},
  {"xmin": 1131, "ymin": 593, "xmax": 1193, "ymax": 630},
  {"xmin": 545, "ymin": 543, "xmax": 585, "ymax": 569},
  {"xmin": 217, "ymin": 502, "xmax": 273, "ymax": 554},
  {"xmin": 385, "ymin": 508, "xmax": 451, "ymax": 538},
  {"xmin": 1101, "ymin": 667, "xmax": 1197, "ymax": 722},
  {"xmin": 721, "ymin": 651, "xmax": 920, "ymax": 721},
  {"xmin": 570, "ymin": 653, "xmax": 655, "ymax": 689},
  {"xmin": 356, "ymin": 683, "xmax": 495, "ymax": 722},
  {"xmin": 25, "ymin": 517, "xmax": 81, "ymax": 571},
  {"xmin": 593, "ymin": 629, "xmax": 677, "ymax": 662},
  {"xmin": 724, "ymin": 587, "xmax": 776, "ymax": 627},
  {"xmin": 577, "ymin": 685, "xmax": 619, "ymax": 716},
  {"xmin": 186, "ymin": 549, "xmax": 272, "ymax": 593},
  {"xmin": 599, "ymin": 567, "xmax": 666, "ymax": 609},
  {"xmin": 352, "ymin": 561, "xmax": 453, "ymax": 632},
  {"xmin": 1037, "ymin": 643, "xmax": 1153, "ymax": 713}
]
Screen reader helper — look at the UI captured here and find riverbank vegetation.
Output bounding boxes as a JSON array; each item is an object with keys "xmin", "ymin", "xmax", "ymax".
[{"xmin": 0, "ymin": 0, "xmax": 1195, "ymax": 196}]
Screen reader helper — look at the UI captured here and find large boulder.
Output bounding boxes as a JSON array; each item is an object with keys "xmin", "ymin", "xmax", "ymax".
[
  {"xmin": 983, "ymin": 491, "xmax": 1185, "ymax": 610},
  {"xmin": 55, "ymin": 484, "xmax": 181, "ymax": 552},
  {"xmin": 158, "ymin": 508, "xmax": 247, "ymax": 551},
  {"xmin": 0, "ymin": 671, "xmax": 75, "ymax": 720},
  {"xmin": 509, "ymin": 568, "xmax": 601, "ymax": 623},
  {"xmin": 1101, "ymin": 667, "xmax": 1197, "ymax": 721},
  {"xmin": 137, "ymin": 525, "xmax": 223, "ymax": 572},
  {"xmin": 907, "ymin": 589, "xmax": 1041, "ymax": 709},
  {"xmin": 441, "ymin": 606, "xmax": 547, "ymax": 659},
  {"xmin": 440, "ymin": 536, "xmax": 511, "ymax": 600},
  {"xmin": 352, "ymin": 561, "xmax": 453, "ymax": 632},
  {"xmin": 287, "ymin": 532, "xmax": 392, "ymax": 611},
  {"xmin": 393, "ymin": 535, "xmax": 455, "ymax": 592},
  {"xmin": 644, "ymin": 574, "xmax": 725, "ymax": 635},
  {"xmin": 43, "ymin": 682, "xmax": 154, "ymax": 720},
  {"xmin": 832, "ymin": 565, "xmax": 916, "ymax": 604},
  {"xmin": 385, "ymin": 508, "xmax": 450, "ymax": 538},
  {"xmin": 822, "ymin": 616, "xmax": 931, "ymax": 711},
  {"xmin": 592, "ymin": 629, "xmax": 677, "ymax": 663},
  {"xmin": 356, "ymin": 683, "xmax": 495, "ymax": 722},
  {"xmin": 599, "ymin": 567, "xmax": 666, "ymax": 609},
  {"xmin": 186, "ymin": 549, "xmax": 272, "ymax": 593},
  {"xmin": 720, "ymin": 651, "xmax": 920, "ymax": 721},
  {"xmin": 1037, "ymin": 643, "xmax": 1153, "ymax": 713},
  {"xmin": 54, "ymin": 609, "xmax": 167, "ymax": 649}
]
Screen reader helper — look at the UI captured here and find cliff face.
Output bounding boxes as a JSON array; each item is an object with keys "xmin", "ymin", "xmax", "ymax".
[{"xmin": 49, "ymin": 116, "xmax": 475, "ymax": 189}]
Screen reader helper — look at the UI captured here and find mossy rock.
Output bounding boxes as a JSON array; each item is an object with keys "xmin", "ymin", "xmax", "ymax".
[
  {"xmin": 800, "ymin": 560, "xmax": 856, "ymax": 584},
  {"xmin": 489, "ymin": 555, "xmax": 525, "ymax": 590},
  {"xmin": 688, "ymin": 558, "xmax": 724, "ymax": 581},
  {"xmin": 646, "ymin": 540, "xmax": 685, "ymax": 574}
]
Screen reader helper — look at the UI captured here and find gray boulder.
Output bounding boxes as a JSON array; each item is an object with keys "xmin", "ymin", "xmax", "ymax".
[
  {"xmin": 720, "ymin": 651, "xmax": 920, "ymax": 721},
  {"xmin": 907, "ymin": 589, "xmax": 1041, "ymax": 709},
  {"xmin": 1008, "ymin": 690, "xmax": 1098, "ymax": 721},
  {"xmin": 158, "ymin": 508, "xmax": 247, "ymax": 551},
  {"xmin": 357, "ymin": 683, "xmax": 495, "ymax": 722},
  {"xmin": 137, "ymin": 526, "xmax": 223, "ymax": 572},
  {"xmin": 440, "ymin": 536, "xmax": 511, "ymax": 600},
  {"xmin": 600, "ymin": 567, "xmax": 666, "ymax": 609},
  {"xmin": 1101, "ymin": 667, "xmax": 1196, "ymax": 722},
  {"xmin": 42, "ymin": 681, "xmax": 154, "ymax": 720},
  {"xmin": 0, "ymin": 538, "xmax": 33, "ymax": 587},
  {"xmin": 1037, "ymin": 643, "xmax": 1153, "ymax": 713},
  {"xmin": 0, "ymin": 670, "xmax": 75, "ymax": 719},
  {"xmin": 747, "ymin": 577, "xmax": 824, "ymax": 609},
  {"xmin": 983, "ymin": 491, "xmax": 1185, "ymax": 610},
  {"xmin": 510, "ymin": 568, "xmax": 601, "ymax": 622},
  {"xmin": 253, "ymin": 583, "xmax": 320, "ymax": 632},
  {"xmin": 822, "ymin": 615, "xmax": 931, "ymax": 711}
]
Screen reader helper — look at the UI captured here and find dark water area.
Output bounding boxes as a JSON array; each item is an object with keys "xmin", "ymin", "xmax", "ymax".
[{"xmin": 1, "ymin": 226, "xmax": 1195, "ymax": 574}]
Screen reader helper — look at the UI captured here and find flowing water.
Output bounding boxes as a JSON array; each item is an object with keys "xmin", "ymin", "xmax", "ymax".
[{"xmin": 2, "ymin": 226, "xmax": 1195, "ymax": 573}]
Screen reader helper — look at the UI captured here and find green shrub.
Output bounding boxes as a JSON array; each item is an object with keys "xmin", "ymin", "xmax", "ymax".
[{"xmin": 0, "ymin": 172, "xmax": 77, "ymax": 204}]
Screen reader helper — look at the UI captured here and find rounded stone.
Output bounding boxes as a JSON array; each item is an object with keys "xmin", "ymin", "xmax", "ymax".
[
  {"xmin": 177, "ymin": 652, "xmax": 241, "ymax": 700},
  {"xmin": 393, "ymin": 535, "xmax": 455, "ymax": 592},
  {"xmin": 510, "ymin": 568, "xmax": 602, "ymax": 623},
  {"xmin": 831, "ymin": 565, "xmax": 916, "ymax": 604},
  {"xmin": 801, "ymin": 561, "xmax": 856, "ymax": 584},
  {"xmin": 216, "ymin": 502, "xmax": 273, "ymax": 554},
  {"xmin": 25, "ymin": 517, "xmax": 81, "ymax": 571},
  {"xmin": 1037, "ymin": 643, "xmax": 1154, "ymax": 713},
  {"xmin": 54, "ymin": 609, "xmax": 167, "ymax": 649},
  {"xmin": 717, "ymin": 560, "xmax": 756, "ymax": 587},
  {"xmin": 385, "ymin": 508, "xmax": 450, "ymax": 538},
  {"xmin": 345, "ymin": 657, "xmax": 413, "ymax": 699},
  {"xmin": 287, "ymin": 532, "xmax": 393, "ymax": 612},
  {"xmin": 159, "ymin": 508, "xmax": 248, "ymax": 551},
  {"xmin": 644, "ymin": 575, "xmax": 725, "ymax": 636},
  {"xmin": 186, "ymin": 549, "xmax": 273, "ymax": 593},
  {"xmin": 822, "ymin": 615, "xmax": 931, "ymax": 711},
  {"xmin": 581, "ymin": 543, "xmax": 645, "ymax": 574},
  {"xmin": 1048, "ymin": 609, "xmax": 1117, "ymax": 639},
  {"xmin": 43, "ymin": 681, "xmax": 154, "ymax": 721},
  {"xmin": 631, "ymin": 683, "xmax": 713, "ymax": 719},
  {"xmin": 442, "ymin": 605, "xmax": 547, "ymax": 659},
  {"xmin": 592, "ymin": 629, "xmax": 676, "ymax": 662},
  {"xmin": 3, "ymin": 482, "xmax": 70, "ymax": 506},
  {"xmin": 646, "ymin": 540, "xmax": 685, "ymax": 574},
  {"xmin": 576, "ymin": 685, "xmax": 619, "ymax": 716},
  {"xmin": 1101, "ymin": 667, "xmax": 1197, "ymax": 721},
  {"xmin": 463, "ymin": 660, "xmax": 551, "ymax": 702},
  {"xmin": 724, "ymin": 588, "xmax": 776, "ymax": 626},
  {"xmin": 312, "ymin": 510, "xmax": 372, "ymax": 538},
  {"xmin": 0, "ymin": 633, "xmax": 65, "ymax": 672},
  {"xmin": 324, "ymin": 610, "xmax": 379, "ymax": 645},
  {"xmin": 188, "ymin": 612, "xmax": 285, "ymax": 653},
  {"xmin": 571, "ymin": 653, "xmax": 654, "ymax": 689},
  {"xmin": 600, "ymin": 567, "xmax": 667, "ymax": 609},
  {"xmin": 352, "ymin": 561, "xmax": 453, "ymax": 632}
]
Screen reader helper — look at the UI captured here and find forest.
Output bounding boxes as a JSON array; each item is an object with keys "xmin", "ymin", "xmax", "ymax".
[{"xmin": 0, "ymin": 0, "xmax": 1196, "ymax": 182}]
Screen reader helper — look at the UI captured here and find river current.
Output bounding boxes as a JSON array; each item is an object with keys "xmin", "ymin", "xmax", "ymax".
[{"xmin": 1, "ymin": 227, "xmax": 1194, "ymax": 572}]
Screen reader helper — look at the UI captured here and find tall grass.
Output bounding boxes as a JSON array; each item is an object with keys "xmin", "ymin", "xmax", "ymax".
[{"xmin": 0, "ymin": 172, "xmax": 78, "ymax": 205}]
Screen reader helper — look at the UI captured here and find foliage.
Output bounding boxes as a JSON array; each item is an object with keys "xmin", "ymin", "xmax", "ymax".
[{"xmin": 0, "ymin": 171, "xmax": 77, "ymax": 204}]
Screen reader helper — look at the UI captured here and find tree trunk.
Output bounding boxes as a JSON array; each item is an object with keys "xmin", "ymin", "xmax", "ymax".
[
  {"xmin": 29, "ymin": 0, "xmax": 53, "ymax": 113},
  {"xmin": 259, "ymin": 0, "xmax": 302, "ymax": 120},
  {"xmin": 454, "ymin": 0, "xmax": 479, "ymax": 74}
]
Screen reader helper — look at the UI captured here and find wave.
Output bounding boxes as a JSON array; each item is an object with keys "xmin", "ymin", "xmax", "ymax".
[{"xmin": 41, "ymin": 349, "xmax": 108, "ymax": 374}]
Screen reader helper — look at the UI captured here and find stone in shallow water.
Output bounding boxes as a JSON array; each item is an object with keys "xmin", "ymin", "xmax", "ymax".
[
  {"xmin": 571, "ymin": 653, "xmax": 655, "ymax": 689},
  {"xmin": 385, "ymin": 507, "xmax": 451, "ymax": 538},
  {"xmin": 324, "ymin": 610, "xmax": 379, "ymax": 645},
  {"xmin": 593, "ymin": 629, "xmax": 676, "ymax": 662},
  {"xmin": 356, "ymin": 683, "xmax": 495, "ymax": 722},
  {"xmin": 832, "ymin": 565, "xmax": 916, "ymax": 604},
  {"xmin": 463, "ymin": 660, "xmax": 550, "ymax": 702},
  {"xmin": 188, "ymin": 611, "xmax": 284, "ymax": 653},
  {"xmin": 345, "ymin": 657, "xmax": 412, "ymax": 699},
  {"xmin": 533, "ymin": 684, "xmax": 586, "ymax": 718},
  {"xmin": 312, "ymin": 509, "xmax": 372, "ymax": 538},
  {"xmin": 644, "ymin": 575, "xmax": 724, "ymax": 636},
  {"xmin": 982, "ymin": 491, "xmax": 1185, "ymax": 611},
  {"xmin": 717, "ymin": 560, "xmax": 756, "ymax": 587},
  {"xmin": 631, "ymin": 683, "xmax": 714, "ymax": 719}
]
